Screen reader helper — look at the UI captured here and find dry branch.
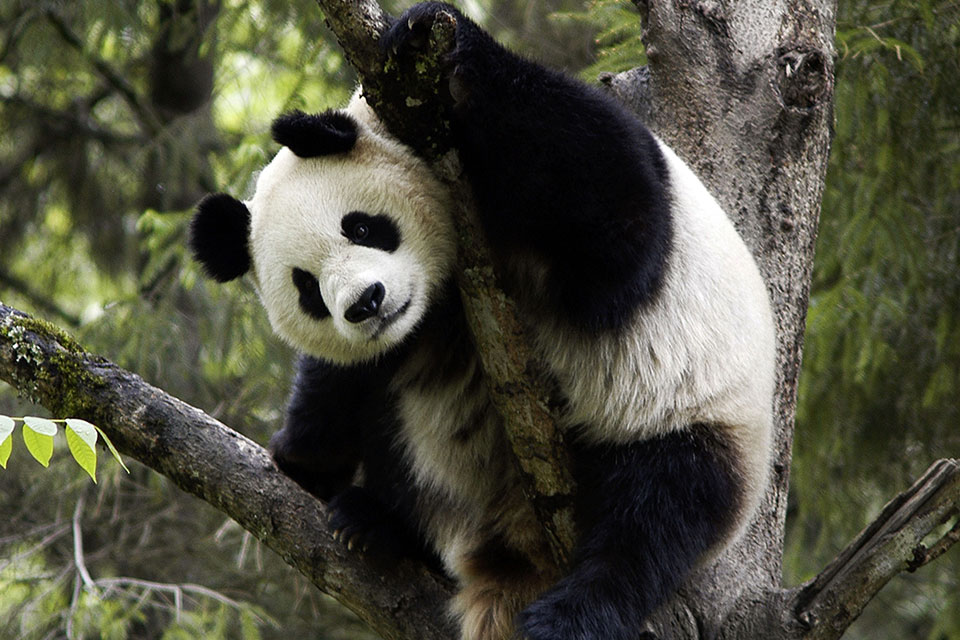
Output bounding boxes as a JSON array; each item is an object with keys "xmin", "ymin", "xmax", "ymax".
[{"xmin": 791, "ymin": 458, "xmax": 960, "ymax": 640}]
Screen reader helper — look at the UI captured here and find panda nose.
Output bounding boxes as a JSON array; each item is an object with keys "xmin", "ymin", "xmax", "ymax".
[{"xmin": 344, "ymin": 282, "xmax": 385, "ymax": 323}]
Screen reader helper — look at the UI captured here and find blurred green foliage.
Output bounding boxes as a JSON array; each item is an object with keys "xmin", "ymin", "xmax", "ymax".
[
  {"xmin": 1, "ymin": 0, "xmax": 958, "ymax": 638},
  {"xmin": 556, "ymin": 0, "xmax": 646, "ymax": 78},
  {"xmin": 786, "ymin": 1, "xmax": 960, "ymax": 637}
]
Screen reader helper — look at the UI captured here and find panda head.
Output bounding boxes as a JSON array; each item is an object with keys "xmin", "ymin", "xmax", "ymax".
[{"xmin": 189, "ymin": 93, "xmax": 456, "ymax": 364}]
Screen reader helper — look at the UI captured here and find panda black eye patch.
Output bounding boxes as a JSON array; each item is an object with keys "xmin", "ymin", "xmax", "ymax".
[
  {"xmin": 341, "ymin": 211, "xmax": 400, "ymax": 252},
  {"xmin": 291, "ymin": 268, "xmax": 330, "ymax": 320}
]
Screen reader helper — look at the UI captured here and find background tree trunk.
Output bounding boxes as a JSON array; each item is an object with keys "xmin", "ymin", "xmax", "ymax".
[{"xmin": 600, "ymin": 0, "xmax": 837, "ymax": 636}]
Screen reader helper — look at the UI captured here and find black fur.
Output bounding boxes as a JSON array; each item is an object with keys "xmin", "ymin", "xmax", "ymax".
[
  {"xmin": 271, "ymin": 354, "xmax": 436, "ymax": 564},
  {"xmin": 270, "ymin": 355, "xmax": 380, "ymax": 499},
  {"xmin": 189, "ymin": 193, "xmax": 251, "ymax": 282},
  {"xmin": 291, "ymin": 268, "xmax": 331, "ymax": 320},
  {"xmin": 341, "ymin": 211, "xmax": 401, "ymax": 253},
  {"xmin": 384, "ymin": 2, "xmax": 673, "ymax": 332},
  {"xmin": 271, "ymin": 109, "xmax": 358, "ymax": 158}
]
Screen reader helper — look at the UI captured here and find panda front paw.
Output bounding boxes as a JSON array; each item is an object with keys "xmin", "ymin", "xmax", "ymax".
[
  {"xmin": 382, "ymin": 2, "xmax": 461, "ymax": 58},
  {"xmin": 327, "ymin": 487, "xmax": 403, "ymax": 555},
  {"xmin": 270, "ymin": 436, "xmax": 353, "ymax": 502}
]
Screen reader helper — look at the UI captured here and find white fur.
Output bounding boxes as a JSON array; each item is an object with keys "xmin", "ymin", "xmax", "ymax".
[{"xmin": 246, "ymin": 95, "xmax": 456, "ymax": 364}]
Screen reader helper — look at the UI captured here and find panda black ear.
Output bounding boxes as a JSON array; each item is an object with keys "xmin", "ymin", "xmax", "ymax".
[
  {"xmin": 189, "ymin": 193, "xmax": 252, "ymax": 282},
  {"xmin": 271, "ymin": 110, "xmax": 358, "ymax": 157}
]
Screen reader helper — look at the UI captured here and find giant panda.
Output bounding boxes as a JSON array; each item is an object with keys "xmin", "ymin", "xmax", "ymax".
[{"xmin": 189, "ymin": 3, "xmax": 777, "ymax": 639}]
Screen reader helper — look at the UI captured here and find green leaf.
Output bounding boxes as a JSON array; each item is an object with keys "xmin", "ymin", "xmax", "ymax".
[
  {"xmin": 0, "ymin": 416, "xmax": 14, "ymax": 468},
  {"xmin": 66, "ymin": 427, "xmax": 98, "ymax": 483},
  {"xmin": 65, "ymin": 419, "xmax": 98, "ymax": 449},
  {"xmin": 22, "ymin": 418, "xmax": 56, "ymax": 467},
  {"xmin": 92, "ymin": 424, "xmax": 130, "ymax": 473},
  {"xmin": 0, "ymin": 435, "xmax": 10, "ymax": 469}
]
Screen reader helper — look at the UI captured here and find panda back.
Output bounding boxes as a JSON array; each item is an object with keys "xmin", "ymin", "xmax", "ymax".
[{"xmin": 529, "ymin": 138, "xmax": 775, "ymax": 470}]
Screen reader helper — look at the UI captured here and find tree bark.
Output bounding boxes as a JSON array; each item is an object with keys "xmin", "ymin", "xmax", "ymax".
[{"xmin": 2, "ymin": 1, "xmax": 959, "ymax": 639}]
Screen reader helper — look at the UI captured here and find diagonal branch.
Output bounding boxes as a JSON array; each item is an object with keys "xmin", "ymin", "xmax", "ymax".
[
  {"xmin": 0, "ymin": 266, "xmax": 82, "ymax": 327},
  {"xmin": 789, "ymin": 458, "xmax": 960, "ymax": 640},
  {"xmin": 43, "ymin": 8, "xmax": 163, "ymax": 134},
  {"xmin": 0, "ymin": 94, "xmax": 145, "ymax": 147},
  {"xmin": 0, "ymin": 303, "xmax": 456, "ymax": 640}
]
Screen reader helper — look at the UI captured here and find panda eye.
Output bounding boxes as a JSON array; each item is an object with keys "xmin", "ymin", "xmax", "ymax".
[
  {"xmin": 291, "ymin": 268, "xmax": 330, "ymax": 320},
  {"xmin": 341, "ymin": 211, "xmax": 400, "ymax": 252},
  {"xmin": 352, "ymin": 222, "xmax": 369, "ymax": 241}
]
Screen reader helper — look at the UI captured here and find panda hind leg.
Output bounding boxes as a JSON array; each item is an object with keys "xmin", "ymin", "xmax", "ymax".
[{"xmin": 517, "ymin": 425, "xmax": 747, "ymax": 640}]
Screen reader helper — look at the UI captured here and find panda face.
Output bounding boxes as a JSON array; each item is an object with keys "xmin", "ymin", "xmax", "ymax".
[{"xmin": 247, "ymin": 140, "xmax": 455, "ymax": 364}]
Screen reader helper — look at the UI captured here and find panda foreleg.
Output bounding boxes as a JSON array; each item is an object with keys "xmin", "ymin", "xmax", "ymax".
[
  {"xmin": 275, "ymin": 355, "xmax": 436, "ymax": 563},
  {"xmin": 516, "ymin": 425, "xmax": 745, "ymax": 640},
  {"xmin": 270, "ymin": 355, "xmax": 370, "ymax": 500}
]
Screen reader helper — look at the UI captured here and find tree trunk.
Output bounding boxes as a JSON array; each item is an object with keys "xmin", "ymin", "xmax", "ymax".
[{"xmin": 602, "ymin": 0, "xmax": 837, "ymax": 636}]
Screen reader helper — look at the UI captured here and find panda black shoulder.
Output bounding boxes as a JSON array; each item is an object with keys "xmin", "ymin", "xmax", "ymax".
[{"xmin": 438, "ymin": 21, "xmax": 675, "ymax": 331}]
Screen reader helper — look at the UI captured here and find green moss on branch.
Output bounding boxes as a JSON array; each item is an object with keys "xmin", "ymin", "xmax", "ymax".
[{"xmin": 0, "ymin": 305, "xmax": 107, "ymax": 417}]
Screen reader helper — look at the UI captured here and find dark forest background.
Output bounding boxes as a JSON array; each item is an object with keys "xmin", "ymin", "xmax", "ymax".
[{"xmin": 0, "ymin": 0, "xmax": 957, "ymax": 638}]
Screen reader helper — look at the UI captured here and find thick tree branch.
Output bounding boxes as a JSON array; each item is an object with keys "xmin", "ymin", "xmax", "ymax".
[
  {"xmin": 313, "ymin": 0, "xmax": 578, "ymax": 567},
  {"xmin": 0, "ymin": 303, "xmax": 456, "ymax": 640}
]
